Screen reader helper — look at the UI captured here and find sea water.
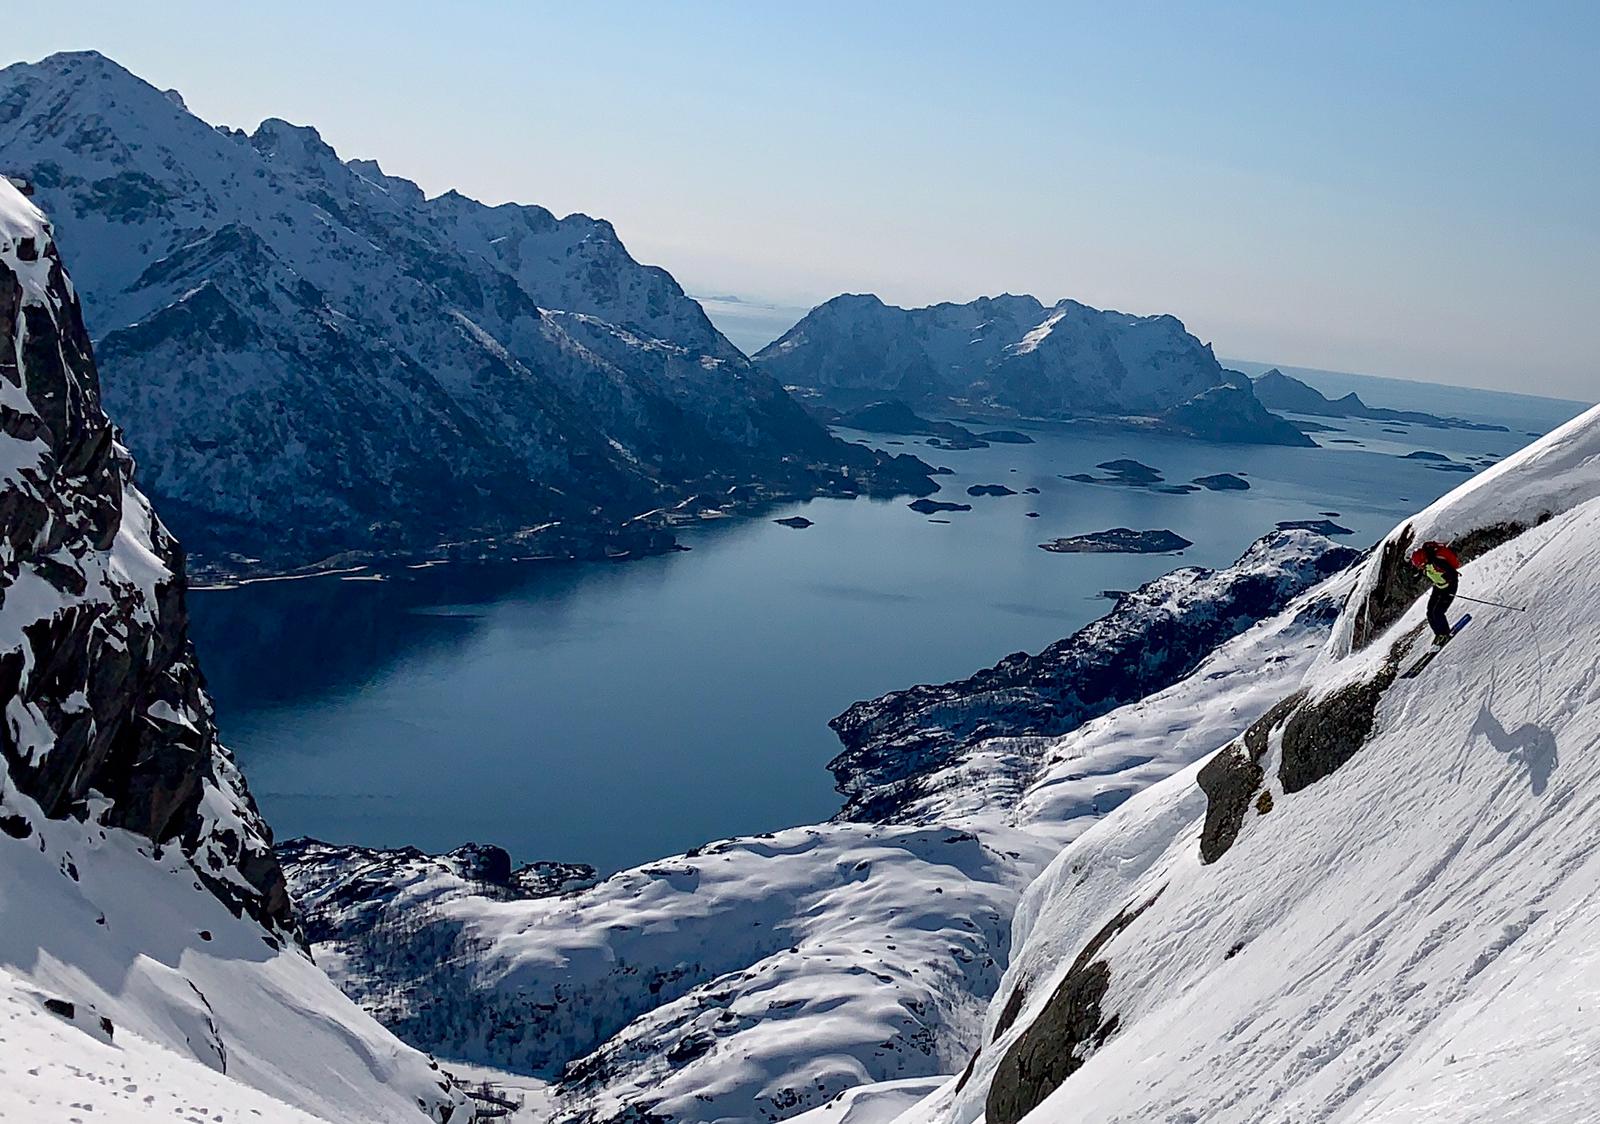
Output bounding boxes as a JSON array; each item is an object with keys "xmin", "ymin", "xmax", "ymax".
[{"xmin": 189, "ymin": 373, "xmax": 1586, "ymax": 873}]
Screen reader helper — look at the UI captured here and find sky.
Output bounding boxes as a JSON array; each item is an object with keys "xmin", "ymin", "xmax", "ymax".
[{"xmin": 7, "ymin": 1, "xmax": 1598, "ymax": 398}]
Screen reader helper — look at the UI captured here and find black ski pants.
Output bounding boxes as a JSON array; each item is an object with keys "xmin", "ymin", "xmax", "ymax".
[{"xmin": 1427, "ymin": 587, "xmax": 1455, "ymax": 639}]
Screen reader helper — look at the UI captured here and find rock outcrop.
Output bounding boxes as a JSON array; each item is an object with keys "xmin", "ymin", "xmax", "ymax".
[{"xmin": 0, "ymin": 176, "xmax": 290, "ymax": 933}]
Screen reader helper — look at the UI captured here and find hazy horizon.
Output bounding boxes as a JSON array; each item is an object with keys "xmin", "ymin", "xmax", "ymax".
[{"xmin": 7, "ymin": 1, "xmax": 1598, "ymax": 399}]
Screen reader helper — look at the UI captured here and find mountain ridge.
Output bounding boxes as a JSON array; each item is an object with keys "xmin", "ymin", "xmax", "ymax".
[
  {"xmin": 755, "ymin": 292, "xmax": 1313, "ymax": 447},
  {"xmin": 0, "ymin": 50, "xmax": 932, "ymax": 575},
  {"xmin": 0, "ymin": 175, "xmax": 466, "ymax": 1122}
]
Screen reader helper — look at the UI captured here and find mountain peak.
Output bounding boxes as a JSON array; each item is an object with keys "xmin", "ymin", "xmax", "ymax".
[
  {"xmin": 5, "ymin": 49, "xmax": 157, "ymax": 96},
  {"xmin": 249, "ymin": 116, "xmax": 342, "ymax": 171}
]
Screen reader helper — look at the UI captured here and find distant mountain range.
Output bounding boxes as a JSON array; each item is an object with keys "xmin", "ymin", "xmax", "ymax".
[
  {"xmin": 1251, "ymin": 367, "xmax": 1509, "ymax": 432},
  {"xmin": 0, "ymin": 51, "xmax": 930, "ymax": 573},
  {"xmin": 754, "ymin": 293, "xmax": 1313, "ymax": 446}
]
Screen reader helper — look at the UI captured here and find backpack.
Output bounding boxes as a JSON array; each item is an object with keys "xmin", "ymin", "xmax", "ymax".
[{"xmin": 1424, "ymin": 541, "xmax": 1460, "ymax": 569}]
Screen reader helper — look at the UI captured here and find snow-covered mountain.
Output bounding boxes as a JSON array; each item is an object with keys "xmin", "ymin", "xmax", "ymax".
[
  {"xmin": 278, "ymin": 388, "xmax": 1600, "ymax": 1122},
  {"xmin": 756, "ymin": 294, "xmax": 1312, "ymax": 446},
  {"xmin": 0, "ymin": 51, "xmax": 931, "ymax": 573},
  {"xmin": 0, "ymin": 173, "xmax": 464, "ymax": 1120},
  {"xmin": 278, "ymin": 530, "xmax": 1358, "ymax": 1122},
  {"xmin": 896, "ymin": 400, "xmax": 1600, "ymax": 1122}
]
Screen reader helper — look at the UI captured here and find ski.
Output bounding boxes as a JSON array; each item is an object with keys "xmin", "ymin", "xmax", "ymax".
[{"xmin": 1401, "ymin": 614, "xmax": 1472, "ymax": 680}]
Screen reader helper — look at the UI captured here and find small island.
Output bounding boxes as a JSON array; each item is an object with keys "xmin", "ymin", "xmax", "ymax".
[
  {"xmin": 909, "ymin": 498, "xmax": 973, "ymax": 514},
  {"xmin": 1193, "ymin": 473, "xmax": 1251, "ymax": 491},
  {"xmin": 977, "ymin": 430, "xmax": 1035, "ymax": 444},
  {"xmin": 1039, "ymin": 528, "xmax": 1193, "ymax": 554},
  {"xmin": 1276, "ymin": 518, "xmax": 1355, "ymax": 536},
  {"xmin": 773, "ymin": 516, "xmax": 814, "ymax": 529},
  {"xmin": 1064, "ymin": 458, "xmax": 1175, "ymax": 489},
  {"xmin": 1097, "ymin": 458, "xmax": 1163, "ymax": 483},
  {"xmin": 967, "ymin": 483, "xmax": 1018, "ymax": 497}
]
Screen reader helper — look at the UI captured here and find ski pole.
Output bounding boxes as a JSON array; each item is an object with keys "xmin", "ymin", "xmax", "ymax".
[{"xmin": 1456, "ymin": 594, "xmax": 1526, "ymax": 613}]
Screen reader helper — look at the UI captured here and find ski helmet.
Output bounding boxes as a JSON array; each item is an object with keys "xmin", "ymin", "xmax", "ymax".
[{"xmin": 1409, "ymin": 548, "xmax": 1428, "ymax": 568}]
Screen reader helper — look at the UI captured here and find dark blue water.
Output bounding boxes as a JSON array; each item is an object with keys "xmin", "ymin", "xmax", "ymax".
[{"xmin": 188, "ymin": 374, "xmax": 1587, "ymax": 873}]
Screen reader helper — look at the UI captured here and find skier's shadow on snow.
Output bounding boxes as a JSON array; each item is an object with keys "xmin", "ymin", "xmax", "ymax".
[{"xmin": 1465, "ymin": 700, "xmax": 1559, "ymax": 795}]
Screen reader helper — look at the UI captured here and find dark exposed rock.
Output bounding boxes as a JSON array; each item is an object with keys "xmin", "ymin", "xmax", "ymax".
[
  {"xmin": 1096, "ymin": 459, "xmax": 1162, "ymax": 483},
  {"xmin": 977, "ymin": 430, "xmax": 1034, "ymax": 444},
  {"xmin": 909, "ymin": 498, "xmax": 972, "ymax": 514},
  {"xmin": 773, "ymin": 515, "xmax": 813, "ymax": 529},
  {"xmin": 0, "ymin": 186, "xmax": 294, "ymax": 938},
  {"xmin": 1279, "ymin": 651, "xmax": 1407, "ymax": 793},
  {"xmin": 1193, "ymin": 473, "xmax": 1250, "ymax": 491},
  {"xmin": 967, "ymin": 484, "xmax": 1017, "ymax": 497},
  {"xmin": 1039, "ymin": 528, "xmax": 1192, "ymax": 554},
  {"xmin": 985, "ymin": 891, "xmax": 1163, "ymax": 1124},
  {"xmin": 1402, "ymin": 450, "xmax": 1451, "ymax": 461},
  {"xmin": 1198, "ymin": 629, "xmax": 1419, "ymax": 863},
  {"xmin": 1197, "ymin": 691, "xmax": 1305, "ymax": 864},
  {"xmin": 1349, "ymin": 519, "xmax": 1535, "ymax": 651}
]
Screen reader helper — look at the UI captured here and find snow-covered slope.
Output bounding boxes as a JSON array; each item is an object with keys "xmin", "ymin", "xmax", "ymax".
[
  {"xmin": 0, "ymin": 176, "xmax": 464, "ymax": 1121},
  {"xmin": 905, "ymin": 400, "xmax": 1600, "ymax": 1124},
  {"xmin": 755, "ymin": 294, "xmax": 1310, "ymax": 446},
  {"xmin": 280, "ymin": 532, "xmax": 1358, "ymax": 1123},
  {"xmin": 0, "ymin": 51, "xmax": 929, "ymax": 572}
]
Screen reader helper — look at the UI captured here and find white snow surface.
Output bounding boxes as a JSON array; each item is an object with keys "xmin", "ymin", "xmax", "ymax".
[
  {"xmin": 293, "ymin": 559, "xmax": 1348, "ymax": 1122},
  {"xmin": 0, "ymin": 797, "xmax": 463, "ymax": 1123},
  {"xmin": 1333, "ymin": 401, "xmax": 1600, "ymax": 656},
  {"xmin": 0, "ymin": 177, "xmax": 47, "ymax": 245},
  {"xmin": 901, "ymin": 401, "xmax": 1600, "ymax": 1123}
]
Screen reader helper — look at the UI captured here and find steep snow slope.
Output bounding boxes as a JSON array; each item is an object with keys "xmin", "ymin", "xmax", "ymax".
[
  {"xmin": 0, "ymin": 177, "xmax": 463, "ymax": 1121},
  {"xmin": 756, "ymin": 294, "xmax": 1309, "ymax": 446},
  {"xmin": 0, "ymin": 51, "xmax": 927, "ymax": 571},
  {"xmin": 909, "ymin": 401, "xmax": 1600, "ymax": 1124},
  {"xmin": 281, "ymin": 533, "xmax": 1358, "ymax": 1123}
]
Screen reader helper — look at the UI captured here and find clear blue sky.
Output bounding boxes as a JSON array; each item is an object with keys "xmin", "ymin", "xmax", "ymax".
[{"xmin": 9, "ymin": 1, "xmax": 1598, "ymax": 397}]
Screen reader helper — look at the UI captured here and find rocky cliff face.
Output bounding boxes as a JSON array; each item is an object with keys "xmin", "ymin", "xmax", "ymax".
[
  {"xmin": 0, "ymin": 51, "xmax": 930, "ymax": 574},
  {"xmin": 0, "ymin": 177, "xmax": 466, "ymax": 1122},
  {"xmin": 756, "ymin": 294, "xmax": 1312, "ymax": 445},
  {"xmin": 0, "ymin": 176, "xmax": 289, "ymax": 933}
]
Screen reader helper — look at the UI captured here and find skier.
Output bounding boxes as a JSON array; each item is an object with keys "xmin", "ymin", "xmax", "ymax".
[{"xmin": 1409, "ymin": 540, "xmax": 1460, "ymax": 645}]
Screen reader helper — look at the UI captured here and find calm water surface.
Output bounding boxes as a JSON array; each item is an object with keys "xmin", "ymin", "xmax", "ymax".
[{"xmin": 189, "ymin": 375, "xmax": 1586, "ymax": 872}]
